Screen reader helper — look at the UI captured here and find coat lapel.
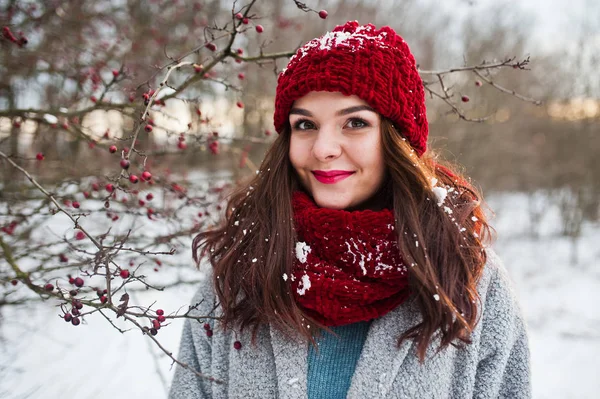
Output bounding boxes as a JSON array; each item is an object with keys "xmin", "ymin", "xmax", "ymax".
[
  {"xmin": 347, "ymin": 298, "xmax": 421, "ymax": 398},
  {"xmin": 270, "ymin": 325, "xmax": 309, "ymax": 399}
]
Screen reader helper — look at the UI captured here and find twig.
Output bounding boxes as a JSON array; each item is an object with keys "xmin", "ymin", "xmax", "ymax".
[{"xmin": 473, "ymin": 69, "xmax": 542, "ymax": 105}]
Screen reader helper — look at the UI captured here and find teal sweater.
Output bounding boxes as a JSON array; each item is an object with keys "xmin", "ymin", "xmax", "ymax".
[{"xmin": 307, "ymin": 321, "xmax": 372, "ymax": 399}]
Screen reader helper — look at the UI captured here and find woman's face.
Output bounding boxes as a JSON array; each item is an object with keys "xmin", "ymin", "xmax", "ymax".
[{"xmin": 289, "ymin": 91, "xmax": 386, "ymax": 210}]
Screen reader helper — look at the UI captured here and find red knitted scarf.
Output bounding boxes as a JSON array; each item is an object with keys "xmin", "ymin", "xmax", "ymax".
[{"xmin": 291, "ymin": 191, "xmax": 411, "ymax": 327}]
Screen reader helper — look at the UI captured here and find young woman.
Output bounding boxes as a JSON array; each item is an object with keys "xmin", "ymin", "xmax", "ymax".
[{"xmin": 169, "ymin": 21, "xmax": 531, "ymax": 399}]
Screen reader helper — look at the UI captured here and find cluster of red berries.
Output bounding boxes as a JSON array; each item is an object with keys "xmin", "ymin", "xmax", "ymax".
[
  {"xmin": 96, "ymin": 287, "xmax": 109, "ymax": 304},
  {"xmin": 142, "ymin": 90, "xmax": 155, "ymax": 106},
  {"xmin": 145, "ymin": 118, "xmax": 154, "ymax": 132},
  {"xmin": 2, "ymin": 26, "xmax": 28, "ymax": 47},
  {"xmin": 202, "ymin": 323, "xmax": 242, "ymax": 350},
  {"xmin": 148, "ymin": 309, "xmax": 166, "ymax": 336},
  {"xmin": 64, "ymin": 298, "xmax": 84, "ymax": 326},
  {"xmin": 68, "ymin": 275, "xmax": 85, "ymax": 288},
  {"xmin": 203, "ymin": 322, "xmax": 213, "ymax": 337}
]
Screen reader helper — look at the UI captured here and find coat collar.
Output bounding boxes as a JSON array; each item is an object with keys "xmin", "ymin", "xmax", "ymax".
[{"xmin": 269, "ymin": 298, "xmax": 420, "ymax": 399}]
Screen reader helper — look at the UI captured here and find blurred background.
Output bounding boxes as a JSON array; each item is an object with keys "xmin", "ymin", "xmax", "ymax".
[{"xmin": 0, "ymin": 0, "xmax": 598, "ymax": 398}]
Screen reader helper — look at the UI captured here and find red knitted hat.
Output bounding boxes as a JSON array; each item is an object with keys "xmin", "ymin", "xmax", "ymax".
[{"xmin": 274, "ymin": 20, "xmax": 428, "ymax": 156}]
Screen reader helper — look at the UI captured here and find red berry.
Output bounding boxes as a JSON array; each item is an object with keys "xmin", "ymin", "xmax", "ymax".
[
  {"xmin": 73, "ymin": 299, "xmax": 83, "ymax": 309},
  {"xmin": 44, "ymin": 283, "xmax": 54, "ymax": 291},
  {"xmin": 69, "ymin": 289, "xmax": 78, "ymax": 297},
  {"xmin": 74, "ymin": 277, "xmax": 84, "ymax": 288},
  {"xmin": 100, "ymin": 295, "xmax": 108, "ymax": 304},
  {"xmin": 11, "ymin": 279, "xmax": 18, "ymax": 286},
  {"xmin": 255, "ymin": 25, "xmax": 264, "ymax": 33},
  {"xmin": 129, "ymin": 94, "xmax": 135, "ymax": 103},
  {"xmin": 144, "ymin": 124, "xmax": 153, "ymax": 132},
  {"xmin": 461, "ymin": 95, "xmax": 470, "ymax": 102},
  {"xmin": 59, "ymin": 254, "xmax": 68, "ymax": 262},
  {"xmin": 242, "ymin": 17, "xmax": 249, "ymax": 25},
  {"xmin": 120, "ymin": 159, "xmax": 130, "ymax": 169},
  {"xmin": 205, "ymin": 43, "xmax": 216, "ymax": 51},
  {"xmin": 233, "ymin": 341, "xmax": 242, "ymax": 350},
  {"xmin": 92, "ymin": 183, "xmax": 99, "ymax": 191},
  {"xmin": 71, "ymin": 317, "xmax": 80, "ymax": 326},
  {"xmin": 156, "ymin": 309, "xmax": 164, "ymax": 316},
  {"xmin": 109, "ymin": 145, "xmax": 117, "ymax": 153},
  {"xmin": 157, "ymin": 315, "xmax": 166, "ymax": 322},
  {"xmin": 206, "ymin": 329, "xmax": 213, "ymax": 337},
  {"xmin": 90, "ymin": 96, "xmax": 97, "ymax": 103},
  {"xmin": 64, "ymin": 313, "xmax": 73, "ymax": 322},
  {"xmin": 141, "ymin": 171, "xmax": 152, "ymax": 181},
  {"xmin": 36, "ymin": 152, "xmax": 44, "ymax": 161},
  {"xmin": 119, "ymin": 269, "xmax": 130, "ymax": 279},
  {"xmin": 238, "ymin": 73, "xmax": 245, "ymax": 80},
  {"xmin": 129, "ymin": 174, "xmax": 139, "ymax": 184},
  {"xmin": 83, "ymin": 191, "xmax": 90, "ymax": 199},
  {"xmin": 236, "ymin": 101, "xmax": 244, "ymax": 108},
  {"xmin": 177, "ymin": 141, "xmax": 187, "ymax": 150},
  {"xmin": 203, "ymin": 323, "xmax": 211, "ymax": 330},
  {"xmin": 265, "ymin": 129, "xmax": 271, "ymax": 136},
  {"xmin": 235, "ymin": 12, "xmax": 243, "ymax": 20},
  {"xmin": 152, "ymin": 319, "xmax": 161, "ymax": 329},
  {"xmin": 236, "ymin": 48, "xmax": 243, "ymax": 55},
  {"xmin": 318, "ymin": 10, "xmax": 328, "ymax": 19},
  {"xmin": 150, "ymin": 328, "xmax": 158, "ymax": 336},
  {"xmin": 72, "ymin": 201, "xmax": 80, "ymax": 209},
  {"xmin": 112, "ymin": 70, "xmax": 119, "ymax": 78},
  {"xmin": 138, "ymin": 199, "xmax": 145, "ymax": 206},
  {"xmin": 75, "ymin": 231, "xmax": 85, "ymax": 240},
  {"xmin": 106, "ymin": 183, "xmax": 115, "ymax": 193},
  {"xmin": 475, "ymin": 80, "xmax": 482, "ymax": 87},
  {"xmin": 146, "ymin": 193, "xmax": 154, "ymax": 201},
  {"xmin": 72, "ymin": 307, "xmax": 80, "ymax": 316}
]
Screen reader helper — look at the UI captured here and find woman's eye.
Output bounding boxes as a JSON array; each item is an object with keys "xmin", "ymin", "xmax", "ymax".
[
  {"xmin": 293, "ymin": 120, "xmax": 316, "ymax": 130},
  {"xmin": 346, "ymin": 118, "xmax": 368, "ymax": 129}
]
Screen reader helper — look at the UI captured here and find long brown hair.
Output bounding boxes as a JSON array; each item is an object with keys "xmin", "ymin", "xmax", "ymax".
[{"xmin": 192, "ymin": 118, "xmax": 491, "ymax": 361}]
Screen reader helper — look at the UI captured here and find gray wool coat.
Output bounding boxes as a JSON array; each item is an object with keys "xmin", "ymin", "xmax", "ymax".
[{"xmin": 169, "ymin": 250, "xmax": 531, "ymax": 398}]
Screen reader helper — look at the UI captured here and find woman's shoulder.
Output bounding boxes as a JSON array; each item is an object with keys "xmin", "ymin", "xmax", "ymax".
[
  {"xmin": 477, "ymin": 248, "xmax": 521, "ymax": 307},
  {"xmin": 475, "ymin": 248, "xmax": 528, "ymax": 352}
]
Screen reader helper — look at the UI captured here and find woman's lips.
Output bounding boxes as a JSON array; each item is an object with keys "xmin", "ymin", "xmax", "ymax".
[{"xmin": 312, "ymin": 170, "xmax": 355, "ymax": 184}]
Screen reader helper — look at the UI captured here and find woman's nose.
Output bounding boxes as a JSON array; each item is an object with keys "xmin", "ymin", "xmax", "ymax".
[{"xmin": 311, "ymin": 127, "xmax": 342, "ymax": 161}]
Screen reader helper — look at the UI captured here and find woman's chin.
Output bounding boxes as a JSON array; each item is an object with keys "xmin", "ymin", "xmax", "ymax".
[{"xmin": 311, "ymin": 192, "xmax": 352, "ymax": 210}]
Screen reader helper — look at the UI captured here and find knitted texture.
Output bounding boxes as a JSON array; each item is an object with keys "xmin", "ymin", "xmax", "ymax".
[
  {"xmin": 274, "ymin": 20, "xmax": 429, "ymax": 156},
  {"xmin": 307, "ymin": 321, "xmax": 372, "ymax": 399},
  {"xmin": 168, "ymin": 250, "xmax": 531, "ymax": 398},
  {"xmin": 291, "ymin": 191, "xmax": 410, "ymax": 326}
]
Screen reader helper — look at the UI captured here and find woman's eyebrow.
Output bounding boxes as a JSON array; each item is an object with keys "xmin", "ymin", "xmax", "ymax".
[{"xmin": 289, "ymin": 105, "xmax": 376, "ymax": 117}]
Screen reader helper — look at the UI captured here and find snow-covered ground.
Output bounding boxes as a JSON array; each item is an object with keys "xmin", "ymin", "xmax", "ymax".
[{"xmin": 1, "ymin": 191, "xmax": 599, "ymax": 399}]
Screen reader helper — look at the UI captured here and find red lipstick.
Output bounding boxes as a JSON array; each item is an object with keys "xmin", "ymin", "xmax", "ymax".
[{"xmin": 312, "ymin": 170, "xmax": 355, "ymax": 184}]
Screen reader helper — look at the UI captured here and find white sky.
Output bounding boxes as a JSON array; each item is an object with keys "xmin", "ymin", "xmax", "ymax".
[{"xmin": 455, "ymin": 0, "xmax": 597, "ymax": 53}]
